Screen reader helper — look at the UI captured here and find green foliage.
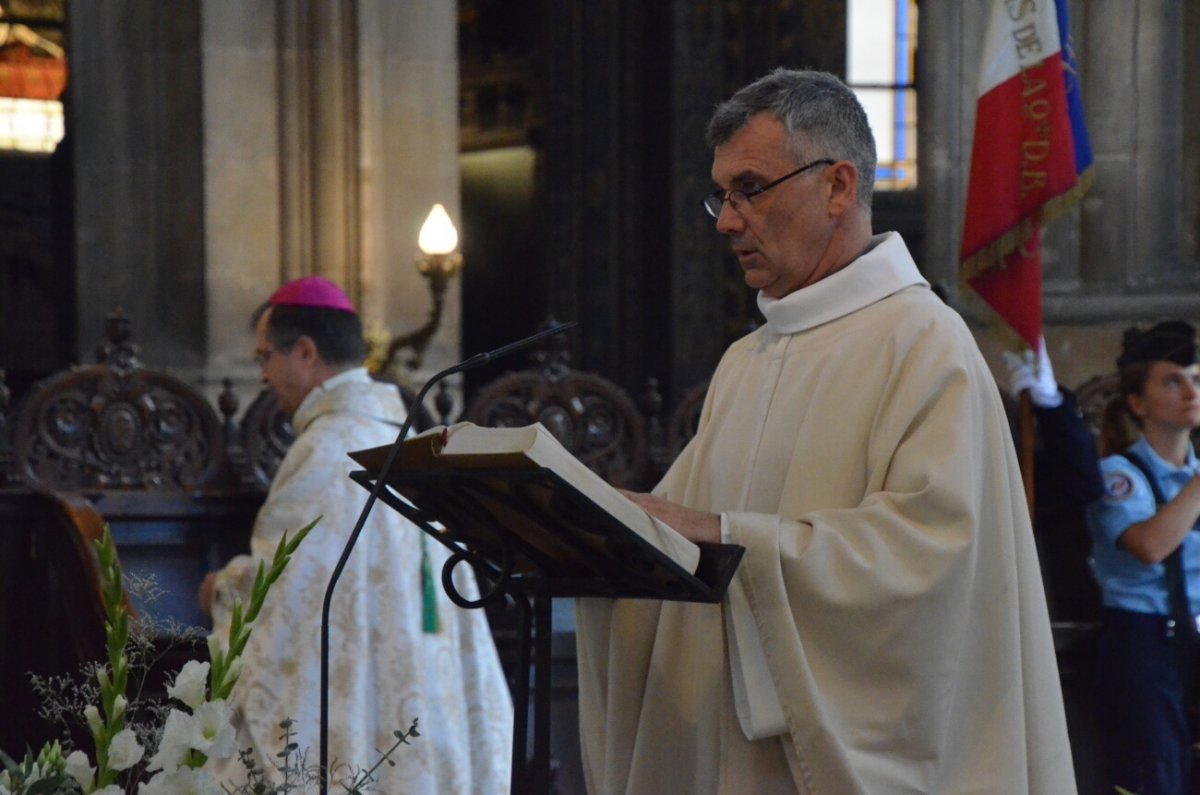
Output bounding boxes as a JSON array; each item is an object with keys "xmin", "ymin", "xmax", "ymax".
[
  {"xmin": 210, "ymin": 518, "xmax": 318, "ymax": 702},
  {"xmin": 0, "ymin": 742, "xmax": 71, "ymax": 794}
]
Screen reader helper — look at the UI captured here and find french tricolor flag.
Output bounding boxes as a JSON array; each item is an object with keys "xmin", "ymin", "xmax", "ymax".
[{"xmin": 960, "ymin": 0, "xmax": 1093, "ymax": 349}]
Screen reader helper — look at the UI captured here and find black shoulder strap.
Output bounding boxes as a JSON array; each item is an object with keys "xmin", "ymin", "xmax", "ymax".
[{"xmin": 1119, "ymin": 451, "xmax": 1196, "ymax": 647}]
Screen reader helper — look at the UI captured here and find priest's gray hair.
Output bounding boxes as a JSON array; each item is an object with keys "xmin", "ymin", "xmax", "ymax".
[{"xmin": 706, "ymin": 68, "xmax": 876, "ymax": 212}]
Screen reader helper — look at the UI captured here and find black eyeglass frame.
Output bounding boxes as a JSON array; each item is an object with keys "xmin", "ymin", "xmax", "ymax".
[
  {"xmin": 252, "ymin": 337, "xmax": 299, "ymax": 368},
  {"xmin": 703, "ymin": 158, "xmax": 835, "ymax": 219}
]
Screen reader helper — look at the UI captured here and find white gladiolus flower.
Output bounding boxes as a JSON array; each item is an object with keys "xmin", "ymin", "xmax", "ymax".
[
  {"xmin": 107, "ymin": 728, "xmax": 145, "ymax": 771},
  {"xmin": 112, "ymin": 695, "xmax": 128, "ymax": 722},
  {"xmin": 84, "ymin": 704, "xmax": 103, "ymax": 735},
  {"xmin": 147, "ymin": 709, "xmax": 195, "ymax": 774},
  {"xmin": 226, "ymin": 654, "xmax": 243, "ymax": 683},
  {"xmin": 138, "ymin": 766, "xmax": 223, "ymax": 795},
  {"xmin": 168, "ymin": 660, "xmax": 210, "ymax": 710},
  {"xmin": 190, "ymin": 700, "xmax": 236, "ymax": 759},
  {"xmin": 94, "ymin": 786, "xmax": 126, "ymax": 795},
  {"xmin": 63, "ymin": 750, "xmax": 95, "ymax": 791}
]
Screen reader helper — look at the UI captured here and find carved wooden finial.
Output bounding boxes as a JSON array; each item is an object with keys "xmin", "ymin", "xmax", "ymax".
[
  {"xmin": 638, "ymin": 377, "xmax": 663, "ymax": 420},
  {"xmin": 95, "ymin": 309, "xmax": 140, "ymax": 372},
  {"xmin": 532, "ymin": 316, "xmax": 571, "ymax": 377},
  {"xmin": 218, "ymin": 377, "xmax": 240, "ymax": 422}
]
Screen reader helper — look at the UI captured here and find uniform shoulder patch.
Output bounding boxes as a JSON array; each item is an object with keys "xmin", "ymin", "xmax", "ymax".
[{"xmin": 1103, "ymin": 471, "xmax": 1134, "ymax": 500}]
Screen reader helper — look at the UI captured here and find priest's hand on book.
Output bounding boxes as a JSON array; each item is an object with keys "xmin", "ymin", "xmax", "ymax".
[{"xmin": 618, "ymin": 490, "xmax": 721, "ymax": 544}]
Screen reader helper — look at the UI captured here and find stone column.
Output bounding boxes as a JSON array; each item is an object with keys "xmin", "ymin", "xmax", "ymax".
[
  {"xmin": 69, "ymin": 1, "xmax": 206, "ymax": 369},
  {"xmin": 355, "ymin": 0, "xmax": 461, "ymax": 385},
  {"xmin": 199, "ymin": 0, "xmax": 460, "ymax": 400},
  {"xmin": 202, "ymin": 1, "xmax": 282, "ymax": 378}
]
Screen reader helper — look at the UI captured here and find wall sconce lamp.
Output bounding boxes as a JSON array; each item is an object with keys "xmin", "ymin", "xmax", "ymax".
[{"xmin": 382, "ymin": 204, "xmax": 464, "ymax": 372}]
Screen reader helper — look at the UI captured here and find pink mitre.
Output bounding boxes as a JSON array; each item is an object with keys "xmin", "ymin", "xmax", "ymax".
[{"xmin": 267, "ymin": 276, "xmax": 355, "ymax": 312}]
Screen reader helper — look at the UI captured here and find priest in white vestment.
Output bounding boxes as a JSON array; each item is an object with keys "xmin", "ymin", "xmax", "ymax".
[
  {"xmin": 575, "ymin": 69, "xmax": 1075, "ymax": 794},
  {"xmin": 200, "ymin": 276, "xmax": 512, "ymax": 794}
]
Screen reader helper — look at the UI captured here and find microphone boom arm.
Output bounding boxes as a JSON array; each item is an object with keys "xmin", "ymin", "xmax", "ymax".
[{"xmin": 318, "ymin": 320, "xmax": 576, "ymax": 793}]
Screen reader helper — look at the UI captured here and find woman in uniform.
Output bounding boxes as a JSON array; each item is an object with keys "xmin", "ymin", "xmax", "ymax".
[{"xmin": 1089, "ymin": 320, "xmax": 1200, "ymax": 795}]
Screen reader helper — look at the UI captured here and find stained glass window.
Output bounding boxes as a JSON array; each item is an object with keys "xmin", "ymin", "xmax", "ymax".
[{"xmin": 847, "ymin": 0, "xmax": 918, "ymax": 189}]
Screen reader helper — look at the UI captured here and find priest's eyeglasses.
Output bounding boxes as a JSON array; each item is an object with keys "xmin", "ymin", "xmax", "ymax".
[
  {"xmin": 703, "ymin": 158, "xmax": 835, "ymax": 219},
  {"xmin": 253, "ymin": 346, "xmax": 284, "ymax": 368}
]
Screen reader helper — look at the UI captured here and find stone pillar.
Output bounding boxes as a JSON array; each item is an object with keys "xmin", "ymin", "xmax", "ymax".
[
  {"xmin": 198, "ymin": 0, "xmax": 460, "ymax": 400},
  {"xmin": 277, "ymin": 1, "xmax": 363, "ymax": 302},
  {"xmin": 202, "ymin": 1, "xmax": 282, "ymax": 378},
  {"xmin": 669, "ymin": 0, "xmax": 728, "ymax": 396},
  {"xmin": 69, "ymin": 1, "xmax": 206, "ymax": 369},
  {"xmin": 355, "ymin": 0, "xmax": 461, "ymax": 386},
  {"xmin": 72, "ymin": 1, "xmax": 459, "ymax": 400}
]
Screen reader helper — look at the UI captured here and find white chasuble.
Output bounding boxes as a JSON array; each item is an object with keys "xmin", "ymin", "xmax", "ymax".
[
  {"xmin": 210, "ymin": 369, "xmax": 512, "ymax": 794},
  {"xmin": 576, "ymin": 233, "xmax": 1074, "ymax": 795}
]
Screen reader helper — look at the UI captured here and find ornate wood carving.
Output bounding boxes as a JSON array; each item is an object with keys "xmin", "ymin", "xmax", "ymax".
[
  {"xmin": 235, "ymin": 388, "xmax": 294, "ymax": 491},
  {"xmin": 464, "ymin": 333, "xmax": 649, "ymax": 489},
  {"xmin": 237, "ymin": 379, "xmax": 437, "ymax": 488},
  {"xmin": 12, "ymin": 315, "xmax": 225, "ymax": 492}
]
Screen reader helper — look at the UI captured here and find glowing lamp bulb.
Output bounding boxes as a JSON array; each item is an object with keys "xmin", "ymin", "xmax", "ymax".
[{"xmin": 418, "ymin": 204, "xmax": 458, "ymax": 256}]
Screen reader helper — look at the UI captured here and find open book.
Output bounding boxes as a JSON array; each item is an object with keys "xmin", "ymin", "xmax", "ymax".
[{"xmin": 348, "ymin": 422, "xmax": 702, "ymax": 585}]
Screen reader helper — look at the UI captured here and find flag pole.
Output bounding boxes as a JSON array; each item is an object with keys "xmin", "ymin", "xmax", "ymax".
[{"xmin": 1019, "ymin": 389, "xmax": 1036, "ymax": 523}]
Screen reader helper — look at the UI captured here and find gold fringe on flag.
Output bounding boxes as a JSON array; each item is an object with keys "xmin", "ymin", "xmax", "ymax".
[{"xmin": 960, "ymin": 165, "xmax": 1095, "ymax": 281}]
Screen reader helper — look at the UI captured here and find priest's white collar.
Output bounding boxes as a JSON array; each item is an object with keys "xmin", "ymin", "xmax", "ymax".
[
  {"xmin": 756, "ymin": 231, "xmax": 927, "ymax": 336},
  {"xmin": 292, "ymin": 366, "xmax": 371, "ymax": 430}
]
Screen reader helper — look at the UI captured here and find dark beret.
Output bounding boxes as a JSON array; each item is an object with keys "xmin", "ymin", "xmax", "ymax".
[{"xmin": 1116, "ymin": 320, "xmax": 1198, "ymax": 369}]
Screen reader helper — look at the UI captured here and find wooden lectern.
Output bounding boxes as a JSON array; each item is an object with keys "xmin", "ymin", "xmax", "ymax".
[{"xmin": 348, "ymin": 463, "xmax": 744, "ymax": 795}]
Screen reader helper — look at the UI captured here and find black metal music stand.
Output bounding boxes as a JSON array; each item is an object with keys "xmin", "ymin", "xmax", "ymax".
[{"xmin": 348, "ymin": 465, "xmax": 744, "ymax": 795}]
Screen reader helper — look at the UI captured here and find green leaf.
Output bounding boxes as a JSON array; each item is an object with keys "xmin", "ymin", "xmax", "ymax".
[{"xmin": 26, "ymin": 775, "xmax": 72, "ymax": 795}]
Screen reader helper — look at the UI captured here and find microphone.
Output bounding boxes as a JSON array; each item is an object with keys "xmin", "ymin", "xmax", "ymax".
[{"xmin": 318, "ymin": 320, "xmax": 577, "ymax": 793}]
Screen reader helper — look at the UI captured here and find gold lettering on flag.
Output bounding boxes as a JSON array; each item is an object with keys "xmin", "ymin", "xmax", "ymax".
[{"xmin": 1018, "ymin": 69, "xmax": 1052, "ymax": 198}]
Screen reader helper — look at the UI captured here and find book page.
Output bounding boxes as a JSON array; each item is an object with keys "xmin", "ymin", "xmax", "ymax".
[{"xmin": 349, "ymin": 422, "xmax": 701, "ymax": 574}]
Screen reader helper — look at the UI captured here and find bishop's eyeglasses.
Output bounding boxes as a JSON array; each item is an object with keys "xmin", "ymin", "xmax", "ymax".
[{"xmin": 703, "ymin": 158, "xmax": 835, "ymax": 219}]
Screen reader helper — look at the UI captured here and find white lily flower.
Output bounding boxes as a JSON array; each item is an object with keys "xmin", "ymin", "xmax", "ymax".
[
  {"xmin": 147, "ymin": 709, "xmax": 195, "ymax": 774},
  {"xmin": 107, "ymin": 727, "xmax": 145, "ymax": 771},
  {"xmin": 190, "ymin": 700, "xmax": 237, "ymax": 759},
  {"xmin": 167, "ymin": 660, "xmax": 210, "ymax": 710},
  {"xmin": 63, "ymin": 750, "xmax": 95, "ymax": 791}
]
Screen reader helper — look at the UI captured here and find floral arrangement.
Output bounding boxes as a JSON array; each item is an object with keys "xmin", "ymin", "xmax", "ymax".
[{"xmin": 0, "ymin": 518, "xmax": 416, "ymax": 795}]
